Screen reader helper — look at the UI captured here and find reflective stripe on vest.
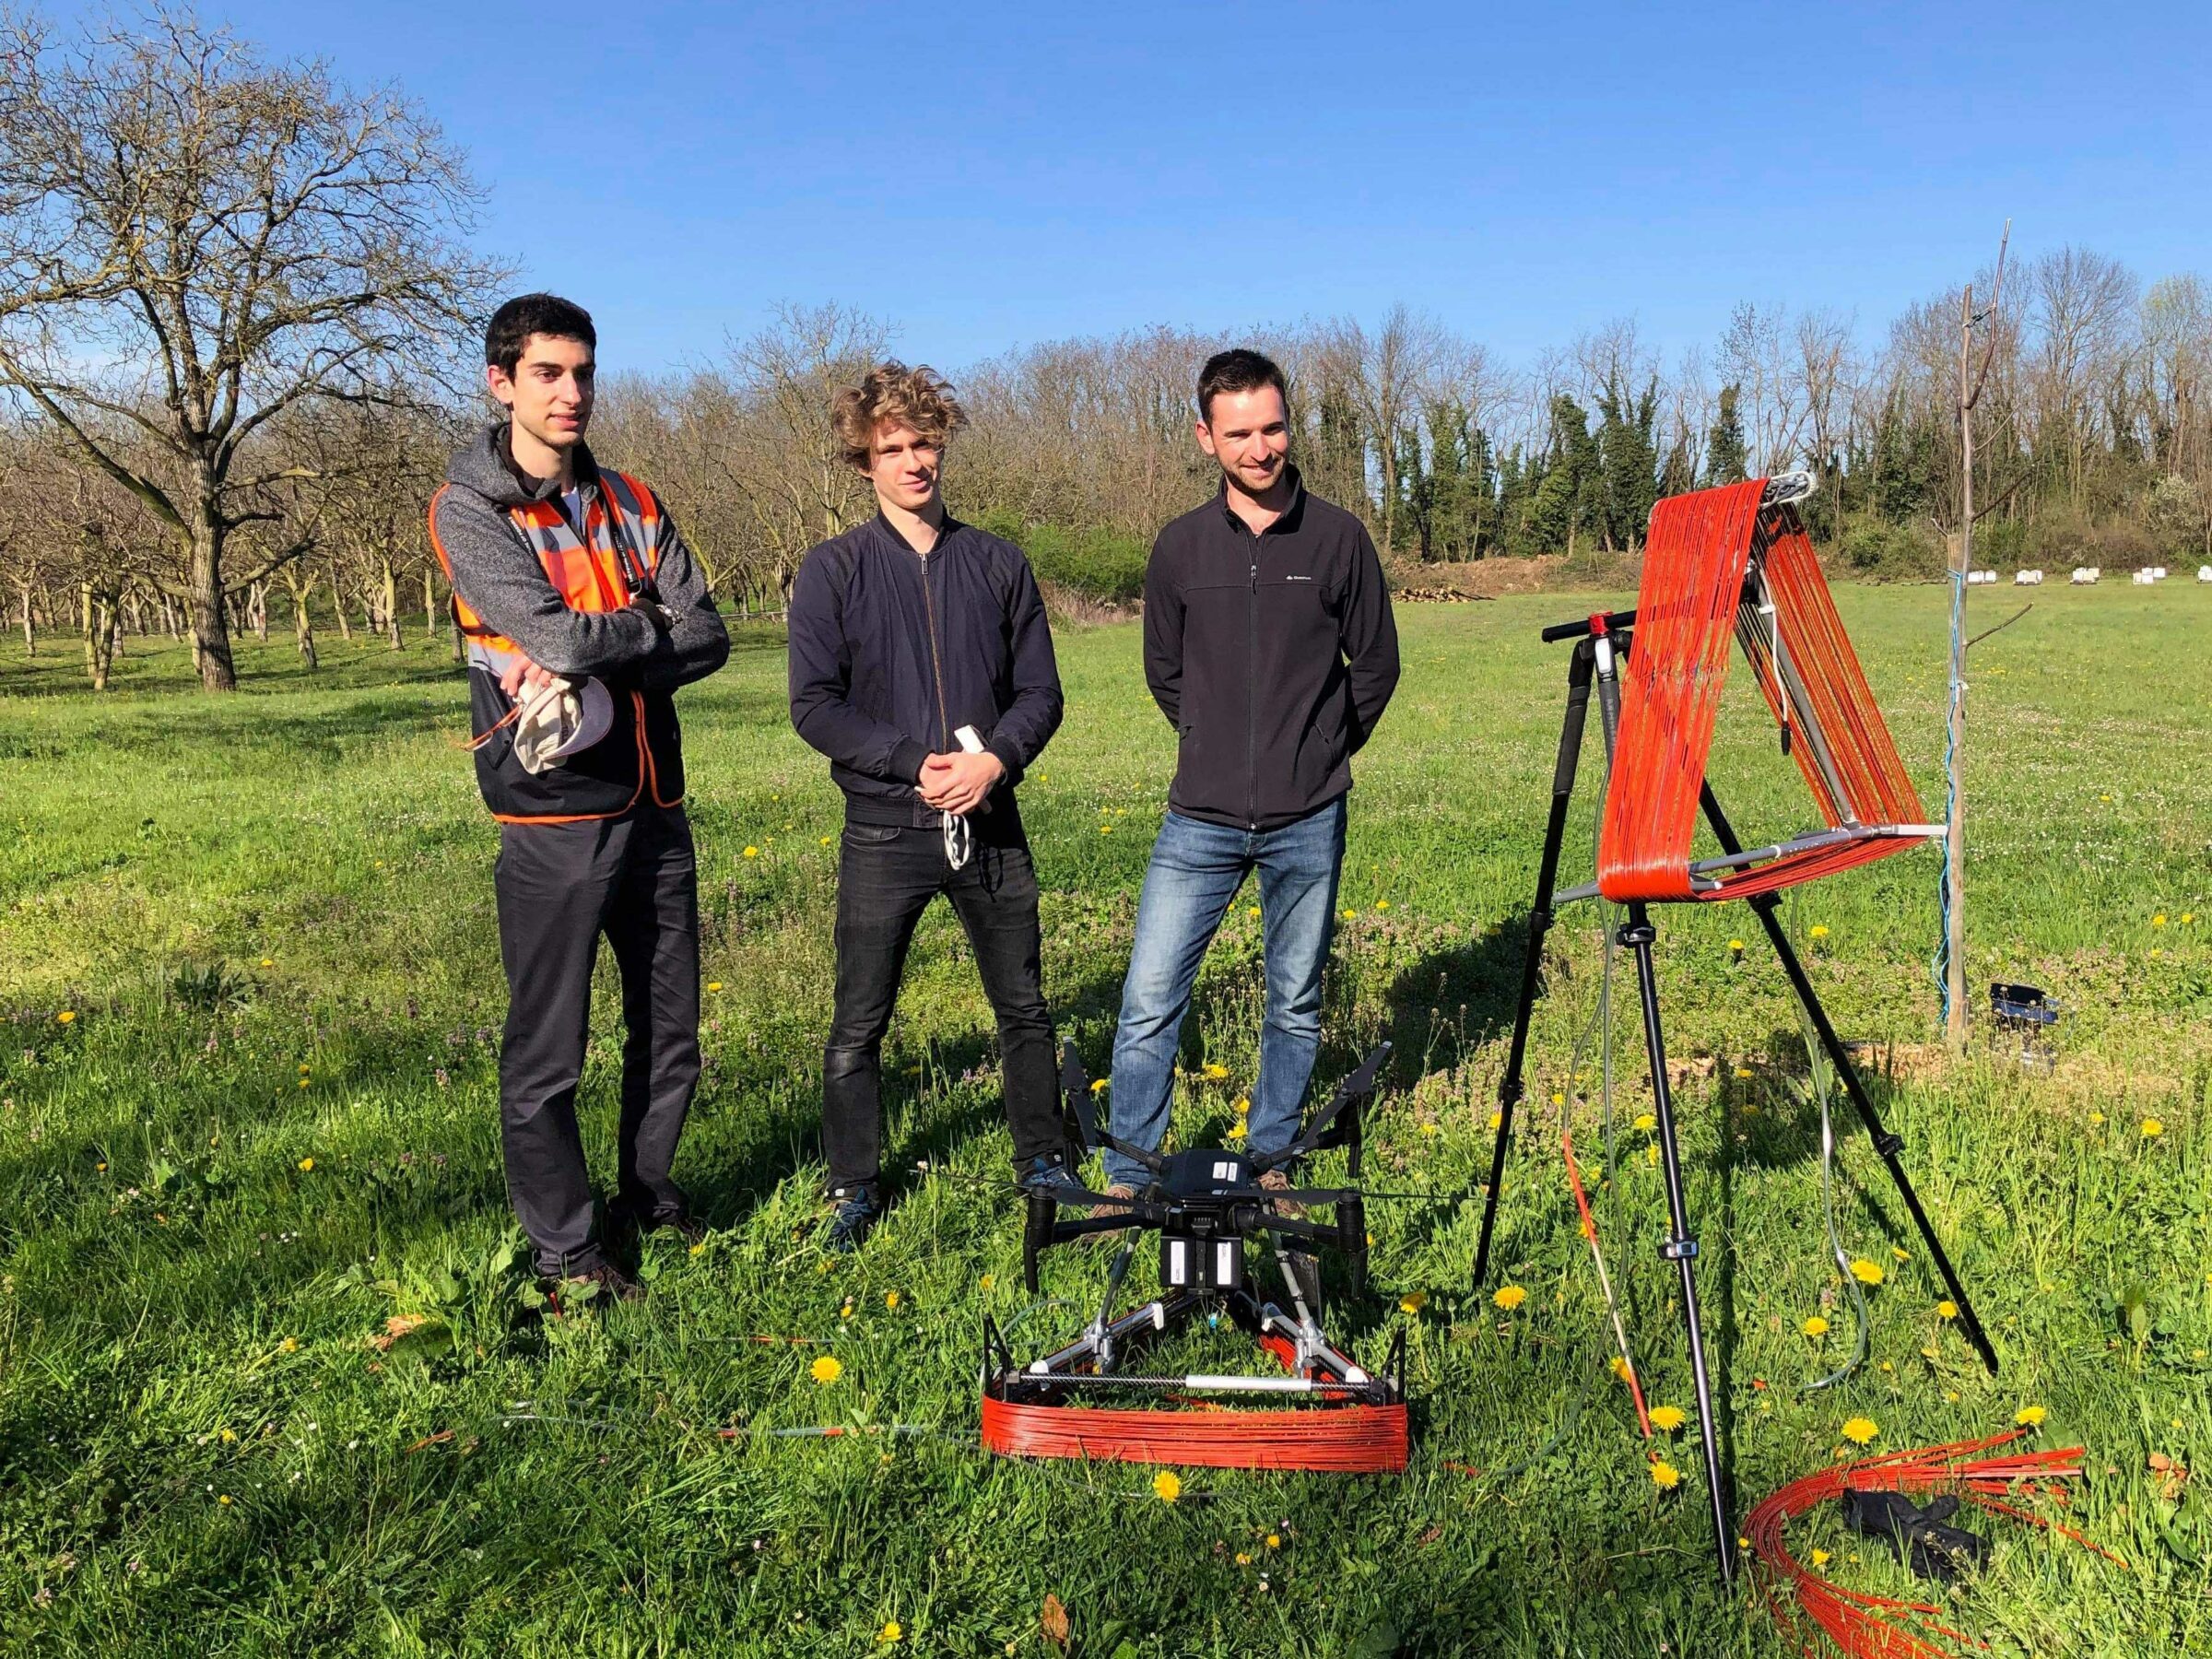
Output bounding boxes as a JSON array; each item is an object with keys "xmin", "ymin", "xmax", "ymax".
[{"xmin": 427, "ymin": 470, "xmax": 664, "ymax": 649}]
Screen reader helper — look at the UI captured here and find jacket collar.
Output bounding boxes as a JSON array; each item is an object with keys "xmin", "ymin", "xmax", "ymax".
[
  {"xmin": 1215, "ymin": 464, "xmax": 1306, "ymax": 537},
  {"xmin": 873, "ymin": 508, "xmax": 959, "ymax": 558}
]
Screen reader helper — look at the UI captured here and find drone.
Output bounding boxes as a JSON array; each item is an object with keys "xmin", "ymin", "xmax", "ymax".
[{"xmin": 980, "ymin": 1042, "xmax": 1409, "ymax": 1473}]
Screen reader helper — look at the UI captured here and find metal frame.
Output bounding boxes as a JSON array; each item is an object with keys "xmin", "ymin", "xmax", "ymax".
[{"xmin": 1468, "ymin": 607, "xmax": 1999, "ymax": 1589}]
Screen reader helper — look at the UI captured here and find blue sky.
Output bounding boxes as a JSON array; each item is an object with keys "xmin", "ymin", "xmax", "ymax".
[{"xmin": 149, "ymin": 0, "xmax": 2211, "ymax": 374}]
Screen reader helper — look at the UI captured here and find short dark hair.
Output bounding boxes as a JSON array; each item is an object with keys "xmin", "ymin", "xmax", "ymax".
[
  {"xmin": 1197, "ymin": 348, "xmax": 1287, "ymax": 423},
  {"xmin": 486, "ymin": 293, "xmax": 596, "ymax": 376}
]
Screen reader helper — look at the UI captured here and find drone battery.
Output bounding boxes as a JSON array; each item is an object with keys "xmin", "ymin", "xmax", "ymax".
[{"xmin": 1162, "ymin": 1231, "xmax": 1241, "ymax": 1290}]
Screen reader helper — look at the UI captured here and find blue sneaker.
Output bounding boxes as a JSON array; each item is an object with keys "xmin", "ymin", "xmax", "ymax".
[{"xmin": 824, "ymin": 1184, "xmax": 878, "ymax": 1253}]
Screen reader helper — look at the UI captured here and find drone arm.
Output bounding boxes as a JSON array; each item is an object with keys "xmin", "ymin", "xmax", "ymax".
[{"xmin": 1251, "ymin": 1041, "xmax": 1392, "ymax": 1171}]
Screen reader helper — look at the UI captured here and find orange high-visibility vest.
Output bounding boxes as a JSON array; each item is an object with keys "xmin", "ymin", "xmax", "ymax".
[{"xmin": 429, "ymin": 469, "xmax": 686, "ymax": 824}]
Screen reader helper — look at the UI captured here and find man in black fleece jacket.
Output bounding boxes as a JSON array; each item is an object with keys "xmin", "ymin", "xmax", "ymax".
[
  {"xmin": 429, "ymin": 293, "xmax": 728, "ymax": 1302},
  {"xmin": 1103, "ymin": 348, "xmax": 1399, "ymax": 1194},
  {"xmin": 787, "ymin": 362, "xmax": 1067, "ymax": 1250}
]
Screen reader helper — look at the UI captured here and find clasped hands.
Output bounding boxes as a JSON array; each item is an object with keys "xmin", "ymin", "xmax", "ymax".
[{"xmin": 919, "ymin": 748, "xmax": 1004, "ymax": 817}]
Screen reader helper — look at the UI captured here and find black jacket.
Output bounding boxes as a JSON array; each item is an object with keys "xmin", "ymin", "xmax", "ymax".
[
  {"xmin": 1144, "ymin": 470, "xmax": 1400, "ymax": 830},
  {"xmin": 788, "ymin": 513, "xmax": 1064, "ymax": 828}
]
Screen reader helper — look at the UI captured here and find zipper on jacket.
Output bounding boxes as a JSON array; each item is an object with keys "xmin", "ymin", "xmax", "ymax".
[
  {"xmin": 919, "ymin": 540, "xmax": 951, "ymax": 751},
  {"xmin": 1245, "ymin": 548, "xmax": 1259, "ymax": 830}
]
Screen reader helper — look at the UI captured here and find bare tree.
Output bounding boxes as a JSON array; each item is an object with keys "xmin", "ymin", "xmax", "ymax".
[{"xmin": 0, "ymin": 8, "xmax": 504, "ymax": 688}]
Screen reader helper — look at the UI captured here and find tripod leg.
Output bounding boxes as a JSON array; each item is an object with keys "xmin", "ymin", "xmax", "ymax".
[
  {"xmin": 1620, "ymin": 906, "xmax": 1736, "ymax": 1589},
  {"xmin": 1474, "ymin": 640, "xmax": 1597, "ymax": 1288},
  {"xmin": 1699, "ymin": 788, "xmax": 2000, "ymax": 1376}
]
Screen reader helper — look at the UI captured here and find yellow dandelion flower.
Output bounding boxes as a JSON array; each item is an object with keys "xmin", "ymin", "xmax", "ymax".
[
  {"xmin": 1493, "ymin": 1285, "xmax": 1527, "ymax": 1312},
  {"xmin": 2141, "ymin": 1117, "xmax": 2165, "ymax": 1138},
  {"xmin": 299, "ymin": 1077, "xmax": 310, "ymax": 1088},
  {"xmin": 95, "ymin": 1161, "xmax": 106, "ymax": 1172},
  {"xmin": 1734, "ymin": 1066, "xmax": 1753, "ymax": 1079},
  {"xmin": 218, "ymin": 1494, "xmax": 232, "ymax": 1506},
  {"xmin": 979, "ymin": 1274, "xmax": 995, "ymax": 1291},
  {"xmin": 1236, "ymin": 1551, "xmax": 1253, "ymax": 1566},
  {"xmin": 1225, "ymin": 1123, "xmax": 1247, "ymax": 1144},
  {"xmin": 810, "ymin": 1355, "xmax": 843, "ymax": 1384},
  {"xmin": 706, "ymin": 981, "xmax": 724, "ymax": 993},
  {"xmin": 1418, "ymin": 1122, "xmax": 1439, "ymax": 1136},
  {"xmin": 1246, "ymin": 906, "xmax": 1260, "ymax": 919},
  {"xmin": 1810, "ymin": 1547, "xmax": 1831, "ymax": 1567},
  {"xmin": 1089, "ymin": 1077, "xmax": 1109, "ymax": 1093},
  {"xmin": 1609, "ymin": 1355, "xmax": 1633, "ymax": 1382},
  {"xmin": 1399, "ymin": 1292, "xmax": 1427, "ymax": 1314},
  {"xmin": 1727, "ymin": 938, "xmax": 1745, "ymax": 953},
  {"xmin": 259, "ymin": 958, "xmax": 275, "ymax": 968},
  {"xmin": 1650, "ymin": 1460, "xmax": 1681, "ymax": 1489},
  {"xmin": 279, "ymin": 1336, "xmax": 298, "ymax": 1353},
  {"xmin": 1644, "ymin": 1144, "xmax": 1660, "ymax": 1165},
  {"xmin": 1202, "ymin": 1063, "xmax": 1230, "ymax": 1081},
  {"xmin": 2014, "ymin": 1405, "xmax": 2046, "ymax": 1427},
  {"xmin": 1808, "ymin": 924, "xmax": 1830, "ymax": 939},
  {"xmin": 1099, "ymin": 824, "xmax": 1113, "ymax": 834},
  {"xmin": 1849, "ymin": 1258, "xmax": 1884, "ymax": 1287},
  {"xmin": 2152, "ymin": 913, "xmax": 2167, "ymax": 927},
  {"xmin": 1488, "ymin": 1110, "xmax": 1503, "ymax": 1130},
  {"xmin": 1649, "ymin": 1405, "xmax": 1687, "ymax": 1432},
  {"xmin": 299, "ymin": 1064, "xmax": 311, "ymax": 1076},
  {"xmin": 1936, "ymin": 1300, "xmax": 1959, "ymax": 1321},
  {"xmin": 1802, "ymin": 1315, "xmax": 1830, "ymax": 1337},
  {"xmin": 818, "ymin": 835, "xmax": 832, "ymax": 845},
  {"xmin": 742, "ymin": 846, "xmax": 759, "ymax": 858},
  {"xmin": 297, "ymin": 1158, "xmax": 313, "ymax": 1171},
  {"xmin": 219, "ymin": 1428, "xmax": 236, "ymax": 1443},
  {"xmin": 1841, "ymin": 1417, "xmax": 1878, "ymax": 1445},
  {"xmin": 2183, "ymin": 912, "xmax": 2195, "ymax": 925},
  {"xmin": 1151, "ymin": 1470, "xmax": 1181, "ymax": 1503},
  {"xmin": 2088, "ymin": 1111, "xmax": 2107, "ymax": 1126},
  {"xmin": 1634, "ymin": 1112, "xmax": 1656, "ymax": 1132},
  {"xmin": 884, "ymin": 1290, "xmax": 900, "ymax": 1310},
  {"xmin": 877, "ymin": 1619, "xmax": 902, "ymax": 1643},
  {"xmin": 1375, "ymin": 900, "xmax": 1391, "ymax": 912},
  {"xmin": 1340, "ymin": 908, "xmax": 1356, "ymax": 922},
  {"xmin": 1265, "ymin": 1533, "xmax": 1281, "ymax": 1549},
  {"xmin": 56, "ymin": 1010, "xmax": 76, "ymax": 1024},
  {"xmin": 1233, "ymin": 1096, "xmax": 1250, "ymax": 1115}
]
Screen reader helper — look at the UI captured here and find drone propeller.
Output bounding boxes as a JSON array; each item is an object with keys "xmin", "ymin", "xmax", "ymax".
[
  {"xmin": 1251, "ymin": 1041, "xmax": 1393, "ymax": 1172},
  {"xmin": 1058, "ymin": 1047, "xmax": 1102, "ymax": 1153}
]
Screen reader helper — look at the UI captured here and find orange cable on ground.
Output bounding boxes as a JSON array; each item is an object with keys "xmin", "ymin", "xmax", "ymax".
[{"xmin": 1743, "ymin": 1430, "xmax": 2123, "ymax": 1659}]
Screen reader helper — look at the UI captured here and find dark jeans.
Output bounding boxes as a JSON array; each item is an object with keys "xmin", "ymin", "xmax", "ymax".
[
  {"xmin": 824, "ymin": 817, "xmax": 1060, "ymax": 1191},
  {"xmin": 494, "ymin": 804, "xmax": 700, "ymax": 1276}
]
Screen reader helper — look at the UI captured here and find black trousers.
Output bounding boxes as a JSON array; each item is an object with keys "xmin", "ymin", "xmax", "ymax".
[
  {"xmin": 494, "ymin": 804, "xmax": 700, "ymax": 1275},
  {"xmin": 824, "ymin": 818, "xmax": 1061, "ymax": 1191}
]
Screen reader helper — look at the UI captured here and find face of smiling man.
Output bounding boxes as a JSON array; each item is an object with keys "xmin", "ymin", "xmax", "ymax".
[
  {"xmin": 1194, "ymin": 384, "xmax": 1292, "ymax": 503},
  {"xmin": 865, "ymin": 420, "xmax": 944, "ymax": 515},
  {"xmin": 488, "ymin": 333, "xmax": 595, "ymax": 480}
]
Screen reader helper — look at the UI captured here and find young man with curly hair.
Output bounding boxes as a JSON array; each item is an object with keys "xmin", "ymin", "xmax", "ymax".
[{"xmin": 787, "ymin": 363, "xmax": 1070, "ymax": 1250}]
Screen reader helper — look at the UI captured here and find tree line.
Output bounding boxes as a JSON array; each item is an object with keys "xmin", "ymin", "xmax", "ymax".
[{"xmin": 4, "ymin": 10, "xmax": 2209, "ymax": 690}]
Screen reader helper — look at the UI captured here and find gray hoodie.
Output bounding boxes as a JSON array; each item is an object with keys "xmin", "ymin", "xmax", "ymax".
[{"xmin": 429, "ymin": 422, "xmax": 729, "ymax": 691}]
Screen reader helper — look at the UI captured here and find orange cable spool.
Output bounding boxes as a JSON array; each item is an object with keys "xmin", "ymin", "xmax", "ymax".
[{"xmin": 1597, "ymin": 479, "xmax": 1939, "ymax": 905}]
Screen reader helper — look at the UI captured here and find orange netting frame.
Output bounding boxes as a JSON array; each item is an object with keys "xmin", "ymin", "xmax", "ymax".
[{"xmin": 1596, "ymin": 479, "xmax": 1933, "ymax": 904}]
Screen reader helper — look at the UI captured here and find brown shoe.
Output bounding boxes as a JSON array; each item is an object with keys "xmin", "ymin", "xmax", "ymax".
[
  {"xmin": 1257, "ymin": 1168, "xmax": 1306, "ymax": 1220},
  {"xmin": 540, "ymin": 1262, "xmax": 644, "ymax": 1313}
]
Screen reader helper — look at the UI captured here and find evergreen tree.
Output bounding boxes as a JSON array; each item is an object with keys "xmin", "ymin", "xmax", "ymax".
[
  {"xmin": 1594, "ymin": 372, "xmax": 1660, "ymax": 550},
  {"xmin": 1705, "ymin": 383, "xmax": 1748, "ymax": 485}
]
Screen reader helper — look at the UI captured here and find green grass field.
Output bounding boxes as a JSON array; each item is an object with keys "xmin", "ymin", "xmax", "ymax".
[{"xmin": 3, "ymin": 586, "xmax": 2207, "ymax": 1655}]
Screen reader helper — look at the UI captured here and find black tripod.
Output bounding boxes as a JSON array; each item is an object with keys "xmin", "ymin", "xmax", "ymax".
[{"xmin": 1469, "ymin": 611, "xmax": 2000, "ymax": 1589}]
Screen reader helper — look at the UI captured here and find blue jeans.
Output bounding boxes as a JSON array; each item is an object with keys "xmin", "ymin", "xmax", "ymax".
[{"xmin": 1105, "ymin": 799, "xmax": 1347, "ymax": 1188}]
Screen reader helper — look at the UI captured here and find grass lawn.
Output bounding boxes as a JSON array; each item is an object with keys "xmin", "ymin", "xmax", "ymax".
[{"xmin": 2, "ymin": 584, "xmax": 2207, "ymax": 1655}]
